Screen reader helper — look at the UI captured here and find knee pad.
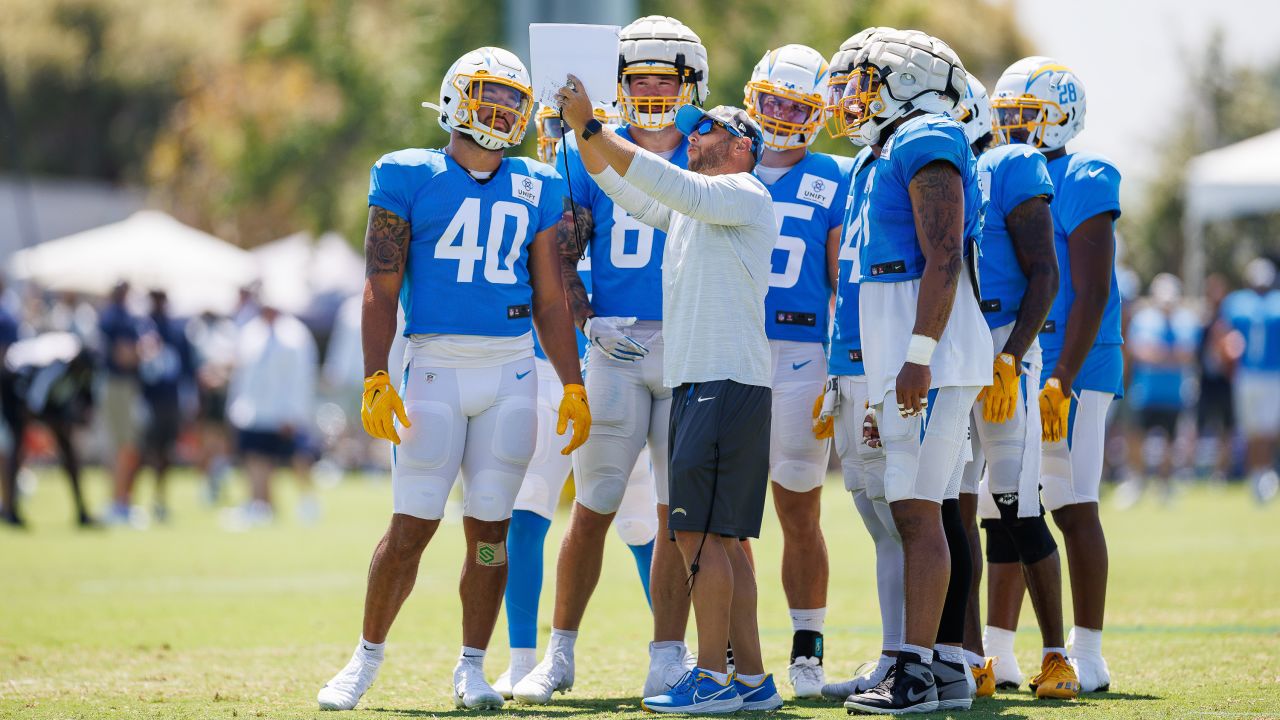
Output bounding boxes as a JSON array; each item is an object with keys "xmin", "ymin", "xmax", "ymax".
[
  {"xmin": 572, "ymin": 442, "xmax": 633, "ymax": 514},
  {"xmin": 397, "ymin": 401, "xmax": 456, "ymax": 471},
  {"xmin": 995, "ymin": 497, "xmax": 1058, "ymax": 565},
  {"xmin": 463, "ymin": 470, "xmax": 523, "ymax": 521},
  {"xmin": 490, "ymin": 399, "xmax": 538, "ymax": 466},
  {"xmin": 981, "ymin": 518, "xmax": 1020, "ymax": 564}
]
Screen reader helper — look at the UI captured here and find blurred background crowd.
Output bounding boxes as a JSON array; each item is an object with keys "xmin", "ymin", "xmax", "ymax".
[{"xmin": 2, "ymin": 0, "xmax": 1279, "ymax": 527}]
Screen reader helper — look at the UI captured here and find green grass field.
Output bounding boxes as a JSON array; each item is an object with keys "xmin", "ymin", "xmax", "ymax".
[{"xmin": 2, "ymin": 469, "xmax": 1278, "ymax": 719}]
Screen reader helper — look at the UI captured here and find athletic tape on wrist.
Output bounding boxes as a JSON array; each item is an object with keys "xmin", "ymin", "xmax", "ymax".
[{"xmin": 905, "ymin": 334, "xmax": 938, "ymax": 366}]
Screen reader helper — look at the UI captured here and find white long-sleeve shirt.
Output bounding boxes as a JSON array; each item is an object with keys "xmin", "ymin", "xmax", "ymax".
[
  {"xmin": 227, "ymin": 313, "xmax": 317, "ymax": 432},
  {"xmin": 590, "ymin": 145, "xmax": 775, "ymax": 388}
]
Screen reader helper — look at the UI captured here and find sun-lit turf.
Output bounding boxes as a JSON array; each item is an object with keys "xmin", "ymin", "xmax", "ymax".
[{"xmin": 2, "ymin": 468, "xmax": 1278, "ymax": 718}]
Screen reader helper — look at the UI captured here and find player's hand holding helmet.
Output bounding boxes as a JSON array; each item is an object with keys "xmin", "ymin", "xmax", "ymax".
[{"xmin": 361, "ymin": 370, "xmax": 411, "ymax": 444}]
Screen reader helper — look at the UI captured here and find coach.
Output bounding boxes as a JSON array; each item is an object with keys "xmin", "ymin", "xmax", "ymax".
[{"xmin": 557, "ymin": 76, "xmax": 781, "ymax": 711}]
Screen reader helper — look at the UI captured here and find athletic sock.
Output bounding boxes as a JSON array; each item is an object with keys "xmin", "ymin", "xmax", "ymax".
[
  {"xmin": 548, "ymin": 628, "xmax": 578, "ymax": 656},
  {"xmin": 459, "ymin": 646, "xmax": 485, "ymax": 666},
  {"xmin": 628, "ymin": 540, "xmax": 655, "ymax": 608},
  {"xmin": 1043, "ymin": 646, "xmax": 1067, "ymax": 659},
  {"xmin": 789, "ymin": 606, "xmax": 827, "ymax": 633},
  {"xmin": 964, "ymin": 649, "xmax": 984, "ymax": 668},
  {"xmin": 934, "ymin": 644, "xmax": 966, "ymax": 665},
  {"xmin": 790, "ymin": 629, "xmax": 824, "ymax": 664},
  {"xmin": 736, "ymin": 672, "xmax": 766, "ymax": 685},
  {"xmin": 358, "ymin": 637, "xmax": 385, "ymax": 661},
  {"xmin": 1070, "ymin": 626, "xmax": 1103, "ymax": 657},
  {"xmin": 510, "ymin": 647, "xmax": 537, "ymax": 670},
  {"xmin": 651, "ymin": 640, "xmax": 685, "ymax": 651},
  {"xmin": 504, "ymin": 510, "xmax": 552, "ymax": 650},
  {"xmin": 702, "ymin": 668, "xmax": 730, "ymax": 685},
  {"xmin": 901, "ymin": 643, "xmax": 933, "ymax": 666}
]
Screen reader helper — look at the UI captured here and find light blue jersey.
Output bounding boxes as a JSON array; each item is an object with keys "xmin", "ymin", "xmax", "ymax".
[
  {"xmin": 859, "ymin": 115, "xmax": 983, "ymax": 284},
  {"xmin": 1039, "ymin": 151, "xmax": 1123, "ymax": 394},
  {"xmin": 829, "ymin": 147, "xmax": 876, "ymax": 376},
  {"xmin": 1222, "ymin": 288, "xmax": 1280, "ymax": 372},
  {"xmin": 975, "ymin": 144, "xmax": 1054, "ymax": 329},
  {"xmin": 757, "ymin": 152, "xmax": 853, "ymax": 343},
  {"xmin": 556, "ymin": 126, "xmax": 689, "ymax": 319},
  {"xmin": 369, "ymin": 149, "xmax": 565, "ymax": 337},
  {"xmin": 1127, "ymin": 306, "xmax": 1199, "ymax": 409}
]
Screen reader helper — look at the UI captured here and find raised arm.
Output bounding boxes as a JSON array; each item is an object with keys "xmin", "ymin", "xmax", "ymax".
[{"xmin": 588, "ymin": 163, "xmax": 672, "ymax": 233}]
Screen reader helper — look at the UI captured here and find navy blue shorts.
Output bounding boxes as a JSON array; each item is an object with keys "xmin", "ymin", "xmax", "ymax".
[{"xmin": 237, "ymin": 429, "xmax": 297, "ymax": 461}]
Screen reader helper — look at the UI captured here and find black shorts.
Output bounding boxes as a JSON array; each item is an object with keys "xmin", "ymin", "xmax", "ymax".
[
  {"xmin": 1197, "ymin": 377, "xmax": 1234, "ymax": 433},
  {"xmin": 1138, "ymin": 406, "xmax": 1180, "ymax": 436},
  {"xmin": 237, "ymin": 429, "xmax": 297, "ymax": 462},
  {"xmin": 667, "ymin": 380, "xmax": 771, "ymax": 539},
  {"xmin": 143, "ymin": 398, "xmax": 182, "ymax": 454}
]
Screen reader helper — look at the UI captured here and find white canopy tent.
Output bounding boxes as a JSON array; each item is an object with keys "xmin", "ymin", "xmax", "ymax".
[
  {"xmin": 251, "ymin": 231, "xmax": 363, "ymax": 315},
  {"xmin": 8, "ymin": 210, "xmax": 257, "ymax": 315},
  {"xmin": 1183, "ymin": 128, "xmax": 1280, "ymax": 291}
]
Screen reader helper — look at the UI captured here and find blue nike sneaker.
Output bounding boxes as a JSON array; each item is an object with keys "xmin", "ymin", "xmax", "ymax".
[
  {"xmin": 734, "ymin": 673, "xmax": 783, "ymax": 711},
  {"xmin": 642, "ymin": 668, "xmax": 743, "ymax": 714}
]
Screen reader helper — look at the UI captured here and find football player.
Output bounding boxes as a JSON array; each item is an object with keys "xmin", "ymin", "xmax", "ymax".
[
  {"xmin": 1220, "ymin": 258, "xmax": 1280, "ymax": 504},
  {"xmin": 951, "ymin": 75, "xmax": 1079, "ymax": 700},
  {"xmin": 496, "ymin": 104, "xmax": 660, "ymax": 697},
  {"xmin": 742, "ymin": 43, "xmax": 852, "ymax": 699},
  {"xmin": 315, "ymin": 47, "xmax": 591, "ymax": 712},
  {"xmin": 991, "ymin": 56, "xmax": 1123, "ymax": 693},
  {"xmin": 813, "ymin": 26, "xmax": 905, "ymax": 702},
  {"xmin": 512, "ymin": 15, "xmax": 712, "ymax": 704},
  {"xmin": 833, "ymin": 29, "xmax": 992, "ymax": 714}
]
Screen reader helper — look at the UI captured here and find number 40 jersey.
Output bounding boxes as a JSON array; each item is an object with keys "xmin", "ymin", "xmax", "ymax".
[{"xmin": 369, "ymin": 148, "xmax": 566, "ymax": 338}]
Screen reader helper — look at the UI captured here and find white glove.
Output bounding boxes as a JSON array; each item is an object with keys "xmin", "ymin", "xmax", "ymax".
[
  {"xmin": 820, "ymin": 375, "xmax": 840, "ymax": 422},
  {"xmin": 584, "ymin": 316, "xmax": 649, "ymax": 362}
]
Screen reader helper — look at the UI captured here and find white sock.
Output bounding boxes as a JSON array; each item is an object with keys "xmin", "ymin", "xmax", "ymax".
[
  {"xmin": 1043, "ymin": 646, "xmax": 1067, "ymax": 659},
  {"xmin": 652, "ymin": 640, "xmax": 685, "ymax": 652},
  {"xmin": 358, "ymin": 637, "xmax": 385, "ymax": 661},
  {"xmin": 736, "ymin": 672, "xmax": 766, "ymax": 685},
  {"xmin": 549, "ymin": 628, "xmax": 578, "ymax": 655},
  {"xmin": 933, "ymin": 645, "xmax": 966, "ymax": 665},
  {"xmin": 789, "ymin": 607, "xmax": 827, "ymax": 633},
  {"xmin": 459, "ymin": 646, "xmax": 485, "ymax": 666},
  {"xmin": 984, "ymin": 625, "xmax": 1016, "ymax": 658},
  {"xmin": 1070, "ymin": 626, "xmax": 1102, "ymax": 657},
  {"xmin": 901, "ymin": 643, "xmax": 933, "ymax": 665},
  {"xmin": 701, "ymin": 668, "xmax": 730, "ymax": 685},
  {"xmin": 964, "ymin": 650, "xmax": 984, "ymax": 668},
  {"xmin": 510, "ymin": 647, "xmax": 537, "ymax": 669}
]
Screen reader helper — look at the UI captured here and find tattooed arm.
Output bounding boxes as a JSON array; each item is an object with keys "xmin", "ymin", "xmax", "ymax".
[
  {"xmin": 1003, "ymin": 196, "xmax": 1059, "ymax": 362},
  {"xmin": 361, "ymin": 205, "xmax": 410, "ymax": 377},
  {"xmin": 907, "ymin": 160, "xmax": 965, "ymax": 341},
  {"xmin": 556, "ymin": 198, "xmax": 595, "ymax": 330}
]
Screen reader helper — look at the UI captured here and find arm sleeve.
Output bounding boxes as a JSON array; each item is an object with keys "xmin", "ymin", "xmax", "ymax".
[
  {"xmin": 622, "ymin": 147, "xmax": 766, "ymax": 226},
  {"xmin": 589, "ymin": 166, "xmax": 672, "ymax": 233},
  {"xmin": 368, "ymin": 156, "xmax": 412, "ymax": 221}
]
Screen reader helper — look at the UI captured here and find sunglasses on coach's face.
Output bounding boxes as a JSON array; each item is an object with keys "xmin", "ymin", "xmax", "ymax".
[{"xmin": 693, "ymin": 117, "xmax": 761, "ymax": 159}]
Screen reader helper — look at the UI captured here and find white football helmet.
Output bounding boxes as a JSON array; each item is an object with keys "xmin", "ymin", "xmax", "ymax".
[
  {"xmin": 423, "ymin": 47, "xmax": 533, "ymax": 150},
  {"xmin": 990, "ymin": 56, "xmax": 1086, "ymax": 150},
  {"xmin": 744, "ymin": 44, "xmax": 829, "ymax": 150},
  {"xmin": 617, "ymin": 16, "xmax": 710, "ymax": 130},
  {"xmin": 833, "ymin": 29, "xmax": 967, "ymax": 147},
  {"xmin": 950, "ymin": 74, "xmax": 992, "ymax": 149}
]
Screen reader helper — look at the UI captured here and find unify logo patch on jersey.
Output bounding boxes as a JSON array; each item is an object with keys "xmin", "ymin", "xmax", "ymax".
[
  {"xmin": 511, "ymin": 174, "xmax": 542, "ymax": 206},
  {"xmin": 796, "ymin": 173, "xmax": 837, "ymax": 209}
]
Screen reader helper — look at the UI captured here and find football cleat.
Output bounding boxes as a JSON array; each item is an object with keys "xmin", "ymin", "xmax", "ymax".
[
  {"xmin": 317, "ymin": 648, "xmax": 381, "ymax": 711},
  {"xmin": 1067, "ymin": 653, "xmax": 1110, "ymax": 693},
  {"xmin": 453, "ymin": 660, "xmax": 504, "ymax": 710},
  {"xmin": 788, "ymin": 656, "xmax": 825, "ymax": 698},
  {"xmin": 735, "ymin": 673, "xmax": 784, "ymax": 711},
  {"xmin": 492, "ymin": 659, "xmax": 534, "ymax": 701},
  {"xmin": 991, "ymin": 651, "xmax": 1024, "ymax": 690},
  {"xmin": 642, "ymin": 669, "xmax": 743, "ymax": 714},
  {"xmin": 821, "ymin": 654, "xmax": 893, "ymax": 700},
  {"xmin": 971, "ymin": 657, "xmax": 996, "ymax": 698},
  {"xmin": 511, "ymin": 647, "xmax": 573, "ymax": 704},
  {"xmin": 644, "ymin": 642, "xmax": 692, "ymax": 698},
  {"xmin": 843, "ymin": 656, "xmax": 938, "ymax": 715},
  {"xmin": 1033, "ymin": 652, "xmax": 1081, "ymax": 700}
]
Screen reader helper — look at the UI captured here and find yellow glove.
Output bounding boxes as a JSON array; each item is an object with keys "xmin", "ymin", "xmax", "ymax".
[
  {"xmin": 812, "ymin": 393, "xmax": 834, "ymax": 440},
  {"xmin": 556, "ymin": 384, "xmax": 591, "ymax": 455},
  {"xmin": 1039, "ymin": 377, "xmax": 1071, "ymax": 443},
  {"xmin": 361, "ymin": 370, "xmax": 410, "ymax": 444},
  {"xmin": 980, "ymin": 353, "xmax": 1021, "ymax": 425}
]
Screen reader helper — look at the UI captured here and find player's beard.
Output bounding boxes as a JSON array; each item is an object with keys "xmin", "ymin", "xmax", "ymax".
[{"xmin": 688, "ymin": 136, "xmax": 733, "ymax": 174}]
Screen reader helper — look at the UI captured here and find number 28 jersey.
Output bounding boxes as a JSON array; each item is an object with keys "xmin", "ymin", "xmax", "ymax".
[
  {"xmin": 369, "ymin": 149, "xmax": 566, "ymax": 337},
  {"xmin": 556, "ymin": 126, "xmax": 689, "ymax": 320}
]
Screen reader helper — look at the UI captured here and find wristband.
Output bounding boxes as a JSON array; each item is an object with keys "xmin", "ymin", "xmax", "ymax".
[{"xmin": 905, "ymin": 334, "xmax": 938, "ymax": 366}]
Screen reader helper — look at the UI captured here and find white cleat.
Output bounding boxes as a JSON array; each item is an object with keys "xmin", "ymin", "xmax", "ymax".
[
  {"xmin": 317, "ymin": 649, "xmax": 381, "ymax": 710},
  {"xmin": 492, "ymin": 662, "xmax": 532, "ymax": 700},
  {"xmin": 453, "ymin": 661, "xmax": 504, "ymax": 710},
  {"xmin": 788, "ymin": 656, "xmax": 825, "ymax": 698},
  {"xmin": 992, "ymin": 651, "xmax": 1025, "ymax": 689},
  {"xmin": 643, "ymin": 643, "xmax": 692, "ymax": 698},
  {"xmin": 820, "ymin": 655, "xmax": 892, "ymax": 701},
  {"xmin": 512, "ymin": 648, "xmax": 573, "ymax": 704},
  {"xmin": 1068, "ymin": 654, "xmax": 1111, "ymax": 692}
]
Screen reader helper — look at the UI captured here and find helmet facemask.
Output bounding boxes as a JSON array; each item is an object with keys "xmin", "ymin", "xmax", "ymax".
[
  {"xmin": 448, "ymin": 72, "xmax": 533, "ymax": 150},
  {"xmin": 535, "ymin": 105, "xmax": 563, "ymax": 163},
  {"xmin": 991, "ymin": 95, "xmax": 1065, "ymax": 148},
  {"xmin": 745, "ymin": 82, "xmax": 825, "ymax": 150},
  {"xmin": 832, "ymin": 65, "xmax": 886, "ymax": 145},
  {"xmin": 618, "ymin": 62, "xmax": 700, "ymax": 130}
]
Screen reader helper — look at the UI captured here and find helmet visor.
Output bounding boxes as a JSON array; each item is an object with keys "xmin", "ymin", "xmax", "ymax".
[
  {"xmin": 460, "ymin": 74, "xmax": 533, "ymax": 144},
  {"xmin": 830, "ymin": 66, "xmax": 882, "ymax": 139},
  {"xmin": 618, "ymin": 66, "xmax": 694, "ymax": 129}
]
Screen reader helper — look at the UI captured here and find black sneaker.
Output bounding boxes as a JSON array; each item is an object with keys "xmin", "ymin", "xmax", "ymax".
[
  {"xmin": 844, "ymin": 655, "xmax": 938, "ymax": 714},
  {"xmin": 932, "ymin": 658, "xmax": 973, "ymax": 711}
]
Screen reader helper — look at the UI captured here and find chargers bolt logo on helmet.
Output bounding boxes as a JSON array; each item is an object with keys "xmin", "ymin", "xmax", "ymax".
[
  {"xmin": 744, "ymin": 44, "xmax": 830, "ymax": 151},
  {"xmin": 422, "ymin": 46, "xmax": 534, "ymax": 150},
  {"xmin": 990, "ymin": 56, "xmax": 1086, "ymax": 150},
  {"xmin": 617, "ymin": 16, "xmax": 710, "ymax": 130}
]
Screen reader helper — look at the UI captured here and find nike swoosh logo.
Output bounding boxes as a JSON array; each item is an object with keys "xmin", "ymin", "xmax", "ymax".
[
  {"xmin": 697, "ymin": 396, "xmax": 716, "ymax": 402},
  {"xmin": 363, "ymin": 645, "xmax": 377, "ymax": 651},
  {"xmin": 906, "ymin": 687, "xmax": 929, "ymax": 702},
  {"xmin": 792, "ymin": 360, "xmax": 813, "ymax": 370},
  {"xmin": 1087, "ymin": 167, "xmax": 1105, "ymax": 178},
  {"xmin": 516, "ymin": 370, "xmax": 532, "ymax": 380},
  {"xmin": 672, "ymin": 508, "xmax": 687, "ymax": 515}
]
